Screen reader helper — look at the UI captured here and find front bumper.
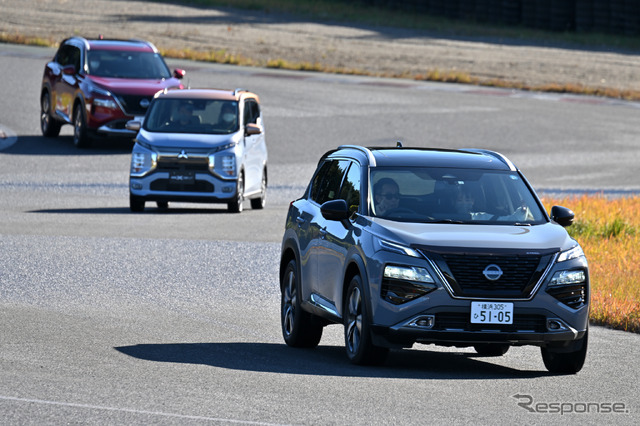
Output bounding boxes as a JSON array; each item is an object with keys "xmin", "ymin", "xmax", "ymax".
[
  {"xmin": 370, "ymin": 305, "xmax": 587, "ymax": 349},
  {"xmin": 130, "ymin": 171, "xmax": 238, "ymax": 204}
]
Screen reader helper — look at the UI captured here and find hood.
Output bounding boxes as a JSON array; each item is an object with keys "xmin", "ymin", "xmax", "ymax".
[
  {"xmin": 138, "ymin": 129, "xmax": 239, "ymax": 150},
  {"xmin": 370, "ymin": 219, "xmax": 575, "ymax": 252},
  {"xmin": 88, "ymin": 75, "xmax": 181, "ymax": 95}
]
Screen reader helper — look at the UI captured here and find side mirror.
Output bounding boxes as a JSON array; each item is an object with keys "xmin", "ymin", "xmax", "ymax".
[
  {"xmin": 321, "ymin": 199, "xmax": 350, "ymax": 221},
  {"xmin": 173, "ymin": 69, "xmax": 186, "ymax": 79},
  {"xmin": 550, "ymin": 205, "xmax": 574, "ymax": 227},
  {"xmin": 125, "ymin": 120, "xmax": 141, "ymax": 132},
  {"xmin": 245, "ymin": 123, "xmax": 262, "ymax": 136}
]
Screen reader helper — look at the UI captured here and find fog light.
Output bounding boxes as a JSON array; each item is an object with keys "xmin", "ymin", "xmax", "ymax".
[
  {"xmin": 222, "ymin": 186, "xmax": 233, "ymax": 193},
  {"xmin": 131, "ymin": 182, "xmax": 142, "ymax": 190},
  {"xmin": 408, "ymin": 315, "xmax": 434, "ymax": 329}
]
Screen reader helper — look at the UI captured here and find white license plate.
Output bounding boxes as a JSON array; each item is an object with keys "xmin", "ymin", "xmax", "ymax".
[{"xmin": 470, "ymin": 302, "xmax": 514, "ymax": 324}]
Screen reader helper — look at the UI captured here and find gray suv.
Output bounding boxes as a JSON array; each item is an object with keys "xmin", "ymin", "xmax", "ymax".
[{"xmin": 279, "ymin": 145, "xmax": 589, "ymax": 374}]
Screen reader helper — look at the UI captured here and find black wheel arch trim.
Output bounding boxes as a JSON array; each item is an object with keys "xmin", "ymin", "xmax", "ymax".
[{"xmin": 342, "ymin": 251, "xmax": 373, "ymax": 324}]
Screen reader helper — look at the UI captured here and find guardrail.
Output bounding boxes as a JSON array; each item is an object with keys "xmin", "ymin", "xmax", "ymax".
[{"xmin": 358, "ymin": 0, "xmax": 640, "ymax": 35}]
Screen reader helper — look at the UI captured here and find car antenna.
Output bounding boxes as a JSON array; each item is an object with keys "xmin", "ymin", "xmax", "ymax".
[{"xmin": 396, "ymin": 140, "xmax": 403, "ymax": 148}]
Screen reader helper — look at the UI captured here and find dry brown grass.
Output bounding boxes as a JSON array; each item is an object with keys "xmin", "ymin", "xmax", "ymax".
[{"xmin": 541, "ymin": 195, "xmax": 640, "ymax": 333}]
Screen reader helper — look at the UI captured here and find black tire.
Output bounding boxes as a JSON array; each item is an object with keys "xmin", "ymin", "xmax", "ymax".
[
  {"xmin": 156, "ymin": 201, "xmax": 169, "ymax": 210},
  {"xmin": 73, "ymin": 104, "xmax": 91, "ymax": 148},
  {"xmin": 227, "ymin": 172, "xmax": 244, "ymax": 213},
  {"xmin": 129, "ymin": 194, "xmax": 145, "ymax": 212},
  {"xmin": 40, "ymin": 91, "xmax": 62, "ymax": 137},
  {"xmin": 541, "ymin": 327, "xmax": 588, "ymax": 374},
  {"xmin": 281, "ymin": 259, "xmax": 323, "ymax": 348},
  {"xmin": 344, "ymin": 275, "xmax": 389, "ymax": 365},
  {"xmin": 473, "ymin": 343, "xmax": 510, "ymax": 357},
  {"xmin": 250, "ymin": 169, "xmax": 267, "ymax": 210}
]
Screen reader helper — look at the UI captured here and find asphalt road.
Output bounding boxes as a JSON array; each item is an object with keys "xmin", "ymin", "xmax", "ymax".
[{"xmin": 0, "ymin": 43, "xmax": 639, "ymax": 424}]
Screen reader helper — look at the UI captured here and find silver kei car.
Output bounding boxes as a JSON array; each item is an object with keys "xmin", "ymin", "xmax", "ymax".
[
  {"xmin": 128, "ymin": 88, "xmax": 268, "ymax": 213},
  {"xmin": 279, "ymin": 144, "xmax": 589, "ymax": 374}
]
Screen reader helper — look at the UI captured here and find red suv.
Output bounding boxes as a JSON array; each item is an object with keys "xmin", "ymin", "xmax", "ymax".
[{"xmin": 40, "ymin": 36, "xmax": 185, "ymax": 148}]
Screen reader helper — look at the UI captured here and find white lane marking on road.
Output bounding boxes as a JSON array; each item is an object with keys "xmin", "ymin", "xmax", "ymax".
[{"xmin": 0, "ymin": 395, "xmax": 286, "ymax": 425}]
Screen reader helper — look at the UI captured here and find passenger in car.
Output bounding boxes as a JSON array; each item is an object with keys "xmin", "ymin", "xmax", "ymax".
[
  {"xmin": 373, "ymin": 177, "xmax": 400, "ymax": 216},
  {"xmin": 217, "ymin": 103, "xmax": 237, "ymax": 131},
  {"xmin": 173, "ymin": 102, "xmax": 199, "ymax": 127}
]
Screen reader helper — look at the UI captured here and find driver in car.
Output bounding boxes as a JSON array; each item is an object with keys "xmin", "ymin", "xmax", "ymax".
[{"xmin": 373, "ymin": 177, "xmax": 400, "ymax": 216}]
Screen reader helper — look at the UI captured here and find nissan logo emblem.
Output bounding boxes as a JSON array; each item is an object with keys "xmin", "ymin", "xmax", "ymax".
[
  {"xmin": 140, "ymin": 98, "xmax": 150, "ymax": 108},
  {"xmin": 482, "ymin": 264, "xmax": 503, "ymax": 281}
]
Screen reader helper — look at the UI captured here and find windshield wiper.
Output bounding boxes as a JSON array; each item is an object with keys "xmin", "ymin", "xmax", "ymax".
[{"xmin": 424, "ymin": 219, "xmax": 466, "ymax": 224}]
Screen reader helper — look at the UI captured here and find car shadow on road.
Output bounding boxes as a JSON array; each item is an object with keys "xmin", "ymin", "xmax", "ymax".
[
  {"xmin": 30, "ymin": 206, "xmax": 238, "ymax": 215},
  {"xmin": 3, "ymin": 135, "xmax": 133, "ymax": 155},
  {"xmin": 115, "ymin": 342, "xmax": 548, "ymax": 379}
]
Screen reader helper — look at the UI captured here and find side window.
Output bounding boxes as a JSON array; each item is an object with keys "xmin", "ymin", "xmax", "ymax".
[
  {"xmin": 56, "ymin": 45, "xmax": 72, "ymax": 66},
  {"xmin": 243, "ymin": 99, "xmax": 260, "ymax": 125},
  {"xmin": 57, "ymin": 45, "xmax": 81, "ymax": 72},
  {"xmin": 69, "ymin": 46, "xmax": 81, "ymax": 73},
  {"xmin": 310, "ymin": 160, "xmax": 349, "ymax": 205},
  {"xmin": 339, "ymin": 163, "xmax": 361, "ymax": 214}
]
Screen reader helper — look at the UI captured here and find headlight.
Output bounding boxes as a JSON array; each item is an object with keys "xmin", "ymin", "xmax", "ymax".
[
  {"xmin": 382, "ymin": 264, "xmax": 437, "ymax": 305},
  {"xmin": 557, "ymin": 245, "xmax": 585, "ymax": 262},
  {"xmin": 378, "ymin": 239, "xmax": 421, "ymax": 258},
  {"xmin": 130, "ymin": 146, "xmax": 157, "ymax": 176},
  {"xmin": 384, "ymin": 265, "xmax": 434, "ymax": 283},
  {"xmin": 93, "ymin": 97, "xmax": 118, "ymax": 109},
  {"xmin": 219, "ymin": 155, "xmax": 236, "ymax": 177},
  {"xmin": 549, "ymin": 270, "xmax": 586, "ymax": 287}
]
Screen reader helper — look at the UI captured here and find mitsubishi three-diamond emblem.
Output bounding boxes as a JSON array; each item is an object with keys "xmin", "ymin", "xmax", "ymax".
[{"xmin": 178, "ymin": 150, "xmax": 188, "ymax": 159}]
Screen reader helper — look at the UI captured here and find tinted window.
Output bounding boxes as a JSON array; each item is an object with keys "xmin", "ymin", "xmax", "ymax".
[
  {"xmin": 243, "ymin": 99, "xmax": 260, "ymax": 125},
  {"xmin": 87, "ymin": 50, "xmax": 171, "ymax": 79},
  {"xmin": 370, "ymin": 167, "xmax": 546, "ymax": 224},
  {"xmin": 310, "ymin": 160, "xmax": 350, "ymax": 205},
  {"xmin": 339, "ymin": 163, "xmax": 361, "ymax": 214},
  {"xmin": 57, "ymin": 45, "xmax": 81, "ymax": 71},
  {"xmin": 144, "ymin": 98, "xmax": 238, "ymax": 134}
]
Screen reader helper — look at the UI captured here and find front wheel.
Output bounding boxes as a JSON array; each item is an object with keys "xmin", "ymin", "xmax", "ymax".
[
  {"xmin": 73, "ymin": 105, "xmax": 91, "ymax": 148},
  {"xmin": 227, "ymin": 173, "xmax": 244, "ymax": 213},
  {"xmin": 541, "ymin": 327, "xmax": 588, "ymax": 374},
  {"xmin": 130, "ymin": 194, "xmax": 145, "ymax": 212},
  {"xmin": 40, "ymin": 91, "xmax": 61, "ymax": 137},
  {"xmin": 281, "ymin": 259, "xmax": 323, "ymax": 348},
  {"xmin": 344, "ymin": 275, "xmax": 388, "ymax": 365}
]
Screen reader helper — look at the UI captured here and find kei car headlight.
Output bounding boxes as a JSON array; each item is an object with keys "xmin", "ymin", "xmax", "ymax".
[{"xmin": 130, "ymin": 147, "xmax": 157, "ymax": 176}]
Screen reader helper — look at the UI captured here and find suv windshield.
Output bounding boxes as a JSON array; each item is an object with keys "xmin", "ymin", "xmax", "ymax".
[
  {"xmin": 144, "ymin": 98, "xmax": 239, "ymax": 134},
  {"xmin": 370, "ymin": 167, "xmax": 546, "ymax": 225},
  {"xmin": 87, "ymin": 50, "xmax": 171, "ymax": 79}
]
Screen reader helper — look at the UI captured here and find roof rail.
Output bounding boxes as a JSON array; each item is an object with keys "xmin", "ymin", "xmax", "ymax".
[
  {"xmin": 460, "ymin": 148, "xmax": 518, "ymax": 171},
  {"xmin": 337, "ymin": 145, "xmax": 376, "ymax": 166}
]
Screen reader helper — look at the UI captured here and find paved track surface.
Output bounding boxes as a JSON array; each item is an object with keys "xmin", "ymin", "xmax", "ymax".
[{"xmin": 0, "ymin": 44, "xmax": 639, "ymax": 425}]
